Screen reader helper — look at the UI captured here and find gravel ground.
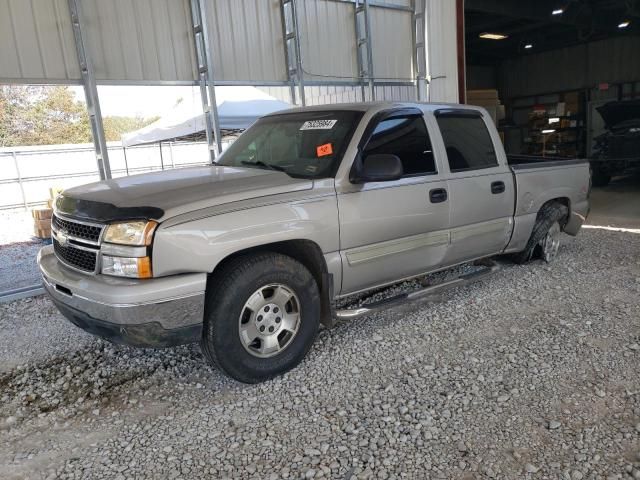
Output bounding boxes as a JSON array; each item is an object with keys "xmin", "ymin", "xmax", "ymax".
[
  {"xmin": 0, "ymin": 210, "xmax": 37, "ymax": 245},
  {"xmin": 0, "ymin": 210, "xmax": 49, "ymax": 292},
  {"xmin": 0, "ymin": 228, "xmax": 639, "ymax": 480},
  {"xmin": 0, "ymin": 241, "xmax": 48, "ymax": 292}
]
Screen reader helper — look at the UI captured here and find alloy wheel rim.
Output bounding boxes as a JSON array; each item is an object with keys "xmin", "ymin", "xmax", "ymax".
[
  {"xmin": 541, "ymin": 222, "xmax": 561, "ymax": 262},
  {"xmin": 238, "ymin": 284, "xmax": 301, "ymax": 358}
]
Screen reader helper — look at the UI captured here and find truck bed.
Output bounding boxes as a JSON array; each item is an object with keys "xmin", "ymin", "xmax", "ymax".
[
  {"xmin": 507, "ymin": 154, "xmax": 588, "ymax": 169},
  {"xmin": 504, "ymin": 154, "xmax": 590, "ymax": 253}
]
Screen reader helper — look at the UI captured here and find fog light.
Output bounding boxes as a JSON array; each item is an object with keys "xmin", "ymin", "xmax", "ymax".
[{"xmin": 102, "ymin": 256, "xmax": 152, "ymax": 278}]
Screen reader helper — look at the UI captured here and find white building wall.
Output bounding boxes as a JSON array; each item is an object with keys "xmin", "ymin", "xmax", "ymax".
[{"xmin": 425, "ymin": 0, "xmax": 460, "ymax": 103}]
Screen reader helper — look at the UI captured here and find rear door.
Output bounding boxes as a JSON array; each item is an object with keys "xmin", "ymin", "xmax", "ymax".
[
  {"xmin": 432, "ymin": 109, "xmax": 514, "ymax": 264},
  {"xmin": 337, "ymin": 109, "xmax": 450, "ymax": 295}
]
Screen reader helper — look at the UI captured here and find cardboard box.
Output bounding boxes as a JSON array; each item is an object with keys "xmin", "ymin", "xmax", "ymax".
[
  {"xmin": 32, "ymin": 207, "xmax": 53, "ymax": 220},
  {"xmin": 467, "ymin": 89, "xmax": 499, "ymax": 102},
  {"xmin": 33, "ymin": 218, "xmax": 51, "ymax": 229},
  {"xmin": 564, "ymin": 92, "xmax": 579, "ymax": 104},
  {"xmin": 33, "ymin": 225, "xmax": 51, "ymax": 239}
]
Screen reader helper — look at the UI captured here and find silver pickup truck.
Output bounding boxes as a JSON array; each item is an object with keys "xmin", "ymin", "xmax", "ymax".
[{"xmin": 38, "ymin": 102, "xmax": 590, "ymax": 383}]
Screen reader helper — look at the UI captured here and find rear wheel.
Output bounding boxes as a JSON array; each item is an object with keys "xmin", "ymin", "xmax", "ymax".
[
  {"xmin": 511, "ymin": 202, "xmax": 568, "ymax": 264},
  {"xmin": 201, "ymin": 252, "xmax": 320, "ymax": 383}
]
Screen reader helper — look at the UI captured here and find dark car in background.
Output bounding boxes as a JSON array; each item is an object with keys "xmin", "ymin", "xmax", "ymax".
[{"xmin": 591, "ymin": 100, "xmax": 640, "ymax": 186}]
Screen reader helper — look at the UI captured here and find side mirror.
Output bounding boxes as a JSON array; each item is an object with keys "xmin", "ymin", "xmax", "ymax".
[{"xmin": 353, "ymin": 153, "xmax": 403, "ymax": 183}]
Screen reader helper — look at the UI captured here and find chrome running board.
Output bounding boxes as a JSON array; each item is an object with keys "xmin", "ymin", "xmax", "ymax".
[{"xmin": 334, "ymin": 260, "xmax": 500, "ymax": 320}]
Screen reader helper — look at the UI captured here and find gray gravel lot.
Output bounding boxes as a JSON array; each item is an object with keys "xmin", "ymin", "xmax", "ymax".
[
  {"xmin": 0, "ymin": 210, "xmax": 49, "ymax": 292},
  {"xmin": 0, "ymin": 228, "xmax": 639, "ymax": 480}
]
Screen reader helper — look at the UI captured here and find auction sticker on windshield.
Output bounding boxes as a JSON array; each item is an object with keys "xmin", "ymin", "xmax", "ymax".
[
  {"xmin": 316, "ymin": 143, "xmax": 333, "ymax": 157},
  {"xmin": 300, "ymin": 120, "xmax": 337, "ymax": 130}
]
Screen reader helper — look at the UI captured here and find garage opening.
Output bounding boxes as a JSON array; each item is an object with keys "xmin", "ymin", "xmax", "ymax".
[{"xmin": 464, "ymin": 0, "xmax": 640, "ymax": 229}]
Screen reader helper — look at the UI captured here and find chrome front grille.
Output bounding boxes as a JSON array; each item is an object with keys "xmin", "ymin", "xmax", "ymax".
[
  {"xmin": 51, "ymin": 214, "xmax": 105, "ymax": 274},
  {"xmin": 53, "ymin": 237, "xmax": 97, "ymax": 272},
  {"xmin": 52, "ymin": 214, "xmax": 102, "ymax": 244}
]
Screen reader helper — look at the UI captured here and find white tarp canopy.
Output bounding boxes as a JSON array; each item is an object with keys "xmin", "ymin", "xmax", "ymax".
[{"xmin": 122, "ymin": 91, "xmax": 290, "ymax": 147}]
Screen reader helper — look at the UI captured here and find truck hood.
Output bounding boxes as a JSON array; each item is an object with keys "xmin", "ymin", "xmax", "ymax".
[
  {"xmin": 55, "ymin": 166, "xmax": 313, "ymax": 222},
  {"xmin": 596, "ymin": 100, "xmax": 640, "ymax": 129}
]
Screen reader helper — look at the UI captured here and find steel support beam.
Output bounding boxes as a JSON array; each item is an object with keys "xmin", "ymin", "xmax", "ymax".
[
  {"xmin": 190, "ymin": 0, "xmax": 222, "ymax": 160},
  {"xmin": 363, "ymin": 0, "xmax": 375, "ymax": 101},
  {"xmin": 413, "ymin": 0, "xmax": 427, "ymax": 101},
  {"xmin": 11, "ymin": 152, "xmax": 28, "ymax": 211},
  {"xmin": 280, "ymin": 0, "xmax": 298, "ymax": 105},
  {"xmin": 355, "ymin": 0, "xmax": 375, "ymax": 101},
  {"xmin": 68, "ymin": 0, "xmax": 111, "ymax": 180},
  {"xmin": 354, "ymin": 0, "xmax": 366, "ymax": 101},
  {"xmin": 290, "ymin": 0, "xmax": 306, "ymax": 106}
]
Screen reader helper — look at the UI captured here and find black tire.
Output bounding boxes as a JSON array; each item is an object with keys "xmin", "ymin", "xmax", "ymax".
[
  {"xmin": 511, "ymin": 202, "xmax": 568, "ymax": 264},
  {"xmin": 201, "ymin": 252, "xmax": 320, "ymax": 383},
  {"xmin": 591, "ymin": 169, "xmax": 611, "ymax": 187}
]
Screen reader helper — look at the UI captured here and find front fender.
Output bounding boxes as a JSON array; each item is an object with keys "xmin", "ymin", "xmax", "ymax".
[{"xmin": 152, "ymin": 195, "xmax": 340, "ymax": 277}]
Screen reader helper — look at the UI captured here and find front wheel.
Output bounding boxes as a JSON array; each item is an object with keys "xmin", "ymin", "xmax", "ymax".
[{"xmin": 201, "ymin": 253, "xmax": 320, "ymax": 383}]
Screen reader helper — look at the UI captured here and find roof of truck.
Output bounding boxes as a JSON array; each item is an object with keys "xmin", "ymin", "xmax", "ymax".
[{"xmin": 262, "ymin": 101, "xmax": 485, "ymax": 117}]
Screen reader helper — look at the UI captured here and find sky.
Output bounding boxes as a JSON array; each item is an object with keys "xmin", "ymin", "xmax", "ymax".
[{"xmin": 71, "ymin": 85, "xmax": 278, "ymax": 118}]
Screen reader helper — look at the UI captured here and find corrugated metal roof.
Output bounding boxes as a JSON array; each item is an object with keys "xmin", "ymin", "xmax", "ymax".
[
  {"xmin": 83, "ymin": 0, "xmax": 197, "ymax": 83},
  {"xmin": 369, "ymin": 5, "xmax": 414, "ymax": 82},
  {"xmin": 260, "ymin": 84, "xmax": 417, "ymax": 104},
  {"xmin": 206, "ymin": 0, "xmax": 287, "ymax": 82},
  {"xmin": 0, "ymin": 0, "xmax": 425, "ymax": 86},
  {"xmin": 298, "ymin": 0, "xmax": 358, "ymax": 82},
  {"xmin": 0, "ymin": 0, "xmax": 80, "ymax": 82}
]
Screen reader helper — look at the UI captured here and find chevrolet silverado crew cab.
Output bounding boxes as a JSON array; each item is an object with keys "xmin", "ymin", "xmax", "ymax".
[{"xmin": 38, "ymin": 102, "xmax": 590, "ymax": 383}]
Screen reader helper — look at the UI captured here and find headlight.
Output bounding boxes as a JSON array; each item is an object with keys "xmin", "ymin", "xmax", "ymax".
[
  {"xmin": 103, "ymin": 221, "xmax": 157, "ymax": 246},
  {"xmin": 102, "ymin": 256, "xmax": 152, "ymax": 279}
]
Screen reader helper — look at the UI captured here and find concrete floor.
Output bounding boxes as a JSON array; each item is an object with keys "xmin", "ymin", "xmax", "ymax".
[{"xmin": 587, "ymin": 173, "xmax": 640, "ymax": 229}]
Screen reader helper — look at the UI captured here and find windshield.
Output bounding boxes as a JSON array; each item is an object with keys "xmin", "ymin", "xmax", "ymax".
[{"xmin": 216, "ymin": 110, "xmax": 363, "ymax": 179}]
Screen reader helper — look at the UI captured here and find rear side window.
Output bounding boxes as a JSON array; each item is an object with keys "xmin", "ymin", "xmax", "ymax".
[
  {"xmin": 364, "ymin": 115, "xmax": 436, "ymax": 176},
  {"xmin": 436, "ymin": 114, "xmax": 498, "ymax": 172}
]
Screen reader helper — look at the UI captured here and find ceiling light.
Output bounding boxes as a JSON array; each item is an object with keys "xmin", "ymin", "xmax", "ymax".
[
  {"xmin": 552, "ymin": 8, "xmax": 564, "ymax": 15},
  {"xmin": 479, "ymin": 32, "xmax": 508, "ymax": 40},
  {"xmin": 542, "ymin": 129, "xmax": 556, "ymax": 134},
  {"xmin": 524, "ymin": 43, "xmax": 533, "ymax": 49},
  {"xmin": 618, "ymin": 20, "xmax": 630, "ymax": 28}
]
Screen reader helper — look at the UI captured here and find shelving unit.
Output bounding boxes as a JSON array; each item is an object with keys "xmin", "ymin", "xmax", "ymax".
[
  {"xmin": 502, "ymin": 91, "xmax": 587, "ymax": 158},
  {"xmin": 524, "ymin": 111, "xmax": 586, "ymax": 157}
]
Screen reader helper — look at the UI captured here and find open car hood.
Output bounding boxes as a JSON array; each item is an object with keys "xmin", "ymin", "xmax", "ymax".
[{"xmin": 596, "ymin": 100, "xmax": 640, "ymax": 129}]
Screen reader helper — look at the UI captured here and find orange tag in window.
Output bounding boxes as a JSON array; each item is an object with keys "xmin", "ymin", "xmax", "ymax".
[{"xmin": 316, "ymin": 143, "xmax": 333, "ymax": 157}]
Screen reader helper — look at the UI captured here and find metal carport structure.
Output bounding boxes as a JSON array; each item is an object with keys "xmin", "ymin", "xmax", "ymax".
[{"xmin": 0, "ymin": 0, "xmax": 463, "ymax": 180}]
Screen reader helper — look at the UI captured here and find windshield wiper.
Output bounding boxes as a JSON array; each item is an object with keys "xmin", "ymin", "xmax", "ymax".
[{"xmin": 240, "ymin": 160, "xmax": 287, "ymax": 173}]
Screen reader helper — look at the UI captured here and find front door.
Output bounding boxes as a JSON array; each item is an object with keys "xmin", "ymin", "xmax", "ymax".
[{"xmin": 337, "ymin": 110, "xmax": 451, "ymax": 295}]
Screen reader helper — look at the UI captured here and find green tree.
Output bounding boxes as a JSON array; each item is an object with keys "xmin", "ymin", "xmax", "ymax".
[
  {"xmin": 21, "ymin": 86, "xmax": 91, "ymax": 145},
  {"xmin": 0, "ymin": 85, "xmax": 158, "ymax": 146},
  {"xmin": 103, "ymin": 115, "xmax": 159, "ymax": 142}
]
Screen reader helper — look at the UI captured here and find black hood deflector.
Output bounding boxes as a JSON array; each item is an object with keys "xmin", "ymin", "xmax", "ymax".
[{"xmin": 55, "ymin": 194, "xmax": 164, "ymax": 223}]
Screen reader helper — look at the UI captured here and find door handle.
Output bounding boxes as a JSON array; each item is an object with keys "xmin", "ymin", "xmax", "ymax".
[
  {"xmin": 491, "ymin": 181, "xmax": 505, "ymax": 194},
  {"xmin": 429, "ymin": 188, "xmax": 448, "ymax": 203}
]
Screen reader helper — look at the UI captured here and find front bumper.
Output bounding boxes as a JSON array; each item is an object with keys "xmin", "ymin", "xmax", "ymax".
[{"xmin": 38, "ymin": 245, "xmax": 207, "ymax": 348}]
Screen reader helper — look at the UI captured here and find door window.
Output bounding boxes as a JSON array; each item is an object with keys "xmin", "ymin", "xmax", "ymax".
[
  {"xmin": 364, "ymin": 115, "xmax": 436, "ymax": 176},
  {"xmin": 436, "ymin": 114, "xmax": 498, "ymax": 172}
]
